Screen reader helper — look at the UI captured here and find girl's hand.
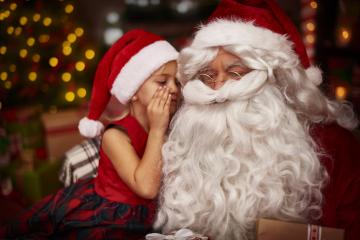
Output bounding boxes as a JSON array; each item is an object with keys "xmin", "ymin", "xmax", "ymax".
[{"xmin": 147, "ymin": 86, "xmax": 171, "ymax": 133}]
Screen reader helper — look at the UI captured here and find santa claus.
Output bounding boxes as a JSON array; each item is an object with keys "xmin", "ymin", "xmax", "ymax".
[{"xmin": 153, "ymin": 0, "xmax": 360, "ymax": 239}]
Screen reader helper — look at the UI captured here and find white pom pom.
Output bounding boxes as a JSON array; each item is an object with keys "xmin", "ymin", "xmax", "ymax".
[
  {"xmin": 78, "ymin": 117, "xmax": 104, "ymax": 138},
  {"xmin": 306, "ymin": 66, "xmax": 322, "ymax": 86}
]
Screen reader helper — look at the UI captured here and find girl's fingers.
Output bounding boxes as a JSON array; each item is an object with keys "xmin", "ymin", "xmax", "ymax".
[
  {"xmin": 150, "ymin": 86, "xmax": 163, "ymax": 107},
  {"xmin": 158, "ymin": 87, "xmax": 169, "ymax": 108},
  {"xmin": 164, "ymin": 93, "xmax": 171, "ymax": 111},
  {"xmin": 152, "ymin": 86, "xmax": 162, "ymax": 99}
]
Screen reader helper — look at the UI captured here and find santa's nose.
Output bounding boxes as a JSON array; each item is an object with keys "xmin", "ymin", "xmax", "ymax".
[
  {"xmin": 212, "ymin": 81, "xmax": 225, "ymax": 90},
  {"xmin": 210, "ymin": 72, "xmax": 227, "ymax": 90}
]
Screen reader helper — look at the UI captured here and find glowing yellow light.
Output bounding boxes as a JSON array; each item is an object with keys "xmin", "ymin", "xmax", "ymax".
[
  {"xmin": 77, "ymin": 88, "xmax": 87, "ymax": 98},
  {"xmin": 75, "ymin": 27, "xmax": 84, "ymax": 37},
  {"xmin": 306, "ymin": 22, "xmax": 315, "ymax": 31},
  {"xmin": 3, "ymin": 10, "xmax": 10, "ymax": 18},
  {"xmin": 14, "ymin": 27, "xmax": 22, "ymax": 36},
  {"xmin": 63, "ymin": 41, "xmax": 71, "ymax": 47},
  {"xmin": 67, "ymin": 33, "xmax": 77, "ymax": 43},
  {"xmin": 28, "ymin": 72, "xmax": 37, "ymax": 81},
  {"xmin": 49, "ymin": 57, "xmax": 59, "ymax": 67},
  {"xmin": 0, "ymin": 72, "xmax": 8, "ymax": 81},
  {"xmin": 0, "ymin": 13, "xmax": 4, "ymax": 21},
  {"xmin": 63, "ymin": 46, "xmax": 72, "ymax": 55},
  {"xmin": 9, "ymin": 64, "xmax": 16, "ymax": 72},
  {"xmin": 310, "ymin": 1, "xmax": 318, "ymax": 9},
  {"xmin": 32, "ymin": 54, "xmax": 41, "ymax": 62},
  {"xmin": 306, "ymin": 34, "xmax": 315, "ymax": 44},
  {"xmin": 75, "ymin": 61, "xmax": 85, "ymax": 71},
  {"xmin": 27, "ymin": 37, "xmax": 35, "ymax": 47},
  {"xmin": 338, "ymin": 27, "xmax": 351, "ymax": 46},
  {"xmin": 19, "ymin": 16, "xmax": 28, "ymax": 25},
  {"xmin": 10, "ymin": 3, "xmax": 17, "ymax": 10},
  {"xmin": 341, "ymin": 29, "xmax": 350, "ymax": 40},
  {"xmin": 33, "ymin": 13, "xmax": 41, "ymax": 22},
  {"xmin": 39, "ymin": 34, "xmax": 50, "ymax": 43},
  {"xmin": 43, "ymin": 17, "xmax": 52, "ymax": 26},
  {"xmin": 0, "ymin": 46, "xmax": 7, "ymax": 55},
  {"xmin": 7, "ymin": 26, "xmax": 14, "ymax": 35},
  {"xmin": 65, "ymin": 4, "xmax": 74, "ymax": 14},
  {"xmin": 65, "ymin": 91, "xmax": 75, "ymax": 102},
  {"xmin": 19, "ymin": 49, "xmax": 28, "ymax": 58},
  {"xmin": 5, "ymin": 81, "xmax": 12, "ymax": 89},
  {"xmin": 62, "ymin": 72, "xmax": 72, "ymax": 82},
  {"xmin": 85, "ymin": 49, "xmax": 95, "ymax": 60},
  {"xmin": 335, "ymin": 86, "xmax": 347, "ymax": 100}
]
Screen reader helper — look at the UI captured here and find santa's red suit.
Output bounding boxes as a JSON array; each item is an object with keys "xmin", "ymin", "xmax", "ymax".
[{"xmin": 311, "ymin": 123, "xmax": 360, "ymax": 240}]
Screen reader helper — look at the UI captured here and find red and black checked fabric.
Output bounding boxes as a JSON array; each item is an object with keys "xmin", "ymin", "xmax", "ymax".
[{"xmin": 0, "ymin": 178, "xmax": 155, "ymax": 239}]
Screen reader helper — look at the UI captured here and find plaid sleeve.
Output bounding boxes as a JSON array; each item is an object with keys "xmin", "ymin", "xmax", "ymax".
[{"xmin": 59, "ymin": 137, "xmax": 100, "ymax": 187}]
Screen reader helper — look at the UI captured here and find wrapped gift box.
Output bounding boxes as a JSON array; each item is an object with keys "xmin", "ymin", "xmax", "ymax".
[
  {"xmin": 256, "ymin": 218, "xmax": 344, "ymax": 240},
  {"xmin": 2, "ymin": 105, "xmax": 44, "ymax": 160},
  {"xmin": 41, "ymin": 109, "xmax": 85, "ymax": 162}
]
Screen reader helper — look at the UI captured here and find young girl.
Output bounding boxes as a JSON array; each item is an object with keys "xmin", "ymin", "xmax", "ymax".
[{"xmin": 0, "ymin": 29, "xmax": 179, "ymax": 239}]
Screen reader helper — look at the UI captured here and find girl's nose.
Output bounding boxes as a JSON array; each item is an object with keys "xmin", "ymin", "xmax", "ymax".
[{"xmin": 168, "ymin": 80, "xmax": 179, "ymax": 94}]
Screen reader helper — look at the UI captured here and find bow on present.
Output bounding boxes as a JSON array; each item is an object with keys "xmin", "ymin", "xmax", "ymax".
[{"xmin": 146, "ymin": 228, "xmax": 208, "ymax": 240}]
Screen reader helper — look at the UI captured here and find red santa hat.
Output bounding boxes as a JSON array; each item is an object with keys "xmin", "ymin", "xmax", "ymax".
[
  {"xmin": 78, "ymin": 29, "xmax": 179, "ymax": 138},
  {"xmin": 191, "ymin": 0, "xmax": 321, "ymax": 85}
]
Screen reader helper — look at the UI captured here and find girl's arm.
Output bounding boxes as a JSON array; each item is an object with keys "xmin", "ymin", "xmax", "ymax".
[{"xmin": 102, "ymin": 87, "xmax": 171, "ymax": 199}]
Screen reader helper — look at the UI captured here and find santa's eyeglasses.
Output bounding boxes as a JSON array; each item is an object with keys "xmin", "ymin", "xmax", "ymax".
[{"xmin": 195, "ymin": 64, "xmax": 251, "ymax": 88}]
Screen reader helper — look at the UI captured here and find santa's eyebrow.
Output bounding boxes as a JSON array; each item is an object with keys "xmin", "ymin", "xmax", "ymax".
[
  {"xmin": 198, "ymin": 67, "xmax": 216, "ymax": 74},
  {"xmin": 225, "ymin": 61, "xmax": 247, "ymax": 70}
]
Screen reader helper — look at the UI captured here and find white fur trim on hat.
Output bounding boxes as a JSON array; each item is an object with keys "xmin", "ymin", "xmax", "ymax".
[
  {"xmin": 305, "ymin": 66, "xmax": 322, "ymax": 86},
  {"xmin": 78, "ymin": 117, "xmax": 104, "ymax": 138},
  {"xmin": 111, "ymin": 40, "xmax": 179, "ymax": 104},
  {"xmin": 192, "ymin": 19, "xmax": 295, "ymax": 58}
]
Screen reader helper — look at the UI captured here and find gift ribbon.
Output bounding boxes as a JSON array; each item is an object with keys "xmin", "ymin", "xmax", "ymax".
[
  {"xmin": 307, "ymin": 224, "xmax": 322, "ymax": 240},
  {"xmin": 145, "ymin": 228, "xmax": 208, "ymax": 240}
]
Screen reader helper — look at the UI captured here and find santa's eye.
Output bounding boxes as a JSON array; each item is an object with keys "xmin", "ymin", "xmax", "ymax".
[
  {"xmin": 228, "ymin": 71, "xmax": 243, "ymax": 80},
  {"xmin": 198, "ymin": 73, "xmax": 215, "ymax": 83}
]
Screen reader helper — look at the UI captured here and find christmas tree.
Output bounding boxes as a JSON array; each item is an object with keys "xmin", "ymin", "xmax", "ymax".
[{"xmin": 0, "ymin": 0, "xmax": 99, "ymax": 110}]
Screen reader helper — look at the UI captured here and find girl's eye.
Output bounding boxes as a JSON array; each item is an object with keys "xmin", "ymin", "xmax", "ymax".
[{"xmin": 158, "ymin": 80, "xmax": 167, "ymax": 85}]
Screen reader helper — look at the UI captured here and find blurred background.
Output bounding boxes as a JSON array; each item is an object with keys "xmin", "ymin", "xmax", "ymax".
[{"xmin": 0, "ymin": 0, "xmax": 359, "ymax": 221}]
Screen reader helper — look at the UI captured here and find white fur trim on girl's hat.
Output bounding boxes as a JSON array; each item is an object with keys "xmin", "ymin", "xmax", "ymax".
[
  {"xmin": 79, "ymin": 117, "xmax": 104, "ymax": 138},
  {"xmin": 78, "ymin": 29, "xmax": 178, "ymax": 138}
]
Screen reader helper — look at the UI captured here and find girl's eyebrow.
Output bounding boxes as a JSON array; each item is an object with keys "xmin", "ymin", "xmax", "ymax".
[
  {"xmin": 153, "ymin": 73, "xmax": 170, "ymax": 77},
  {"xmin": 159, "ymin": 73, "xmax": 175, "ymax": 77}
]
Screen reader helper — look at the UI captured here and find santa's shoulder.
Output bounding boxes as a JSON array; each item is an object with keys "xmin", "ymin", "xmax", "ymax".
[{"xmin": 310, "ymin": 122, "xmax": 360, "ymax": 176}]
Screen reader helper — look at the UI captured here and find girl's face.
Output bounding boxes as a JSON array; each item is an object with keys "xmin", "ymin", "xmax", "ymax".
[{"xmin": 135, "ymin": 60, "xmax": 180, "ymax": 115}]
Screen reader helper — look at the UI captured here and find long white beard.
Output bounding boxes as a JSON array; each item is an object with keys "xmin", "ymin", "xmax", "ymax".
[{"xmin": 154, "ymin": 71, "xmax": 326, "ymax": 240}]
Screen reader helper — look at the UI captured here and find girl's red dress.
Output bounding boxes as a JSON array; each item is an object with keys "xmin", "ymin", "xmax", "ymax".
[{"xmin": 0, "ymin": 115, "xmax": 156, "ymax": 239}]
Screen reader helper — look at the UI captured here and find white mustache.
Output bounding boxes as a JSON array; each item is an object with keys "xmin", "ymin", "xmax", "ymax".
[
  {"xmin": 183, "ymin": 70, "xmax": 268, "ymax": 105},
  {"xmin": 182, "ymin": 70, "xmax": 268, "ymax": 105}
]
